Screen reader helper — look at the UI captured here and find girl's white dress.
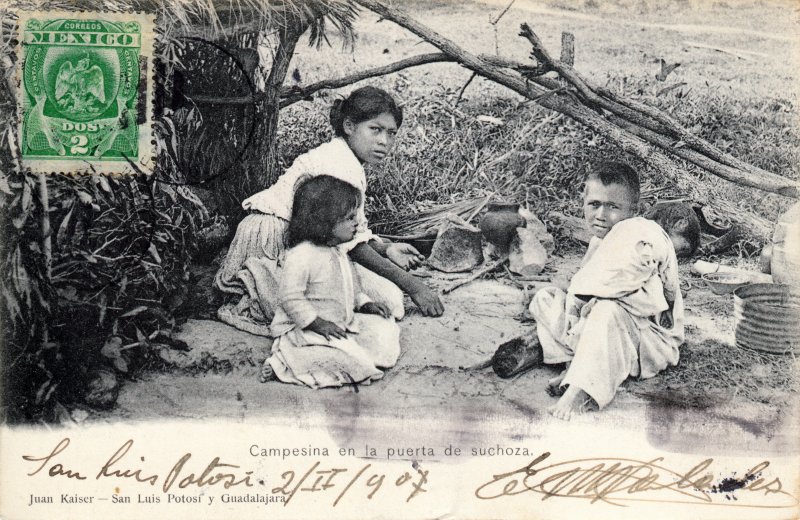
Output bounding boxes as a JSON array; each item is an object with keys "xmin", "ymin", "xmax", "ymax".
[
  {"xmin": 267, "ymin": 242, "xmax": 401, "ymax": 388},
  {"xmin": 214, "ymin": 137, "xmax": 404, "ymax": 336}
]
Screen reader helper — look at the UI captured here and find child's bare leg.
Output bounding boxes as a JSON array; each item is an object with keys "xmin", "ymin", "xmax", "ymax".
[{"xmin": 548, "ymin": 385, "xmax": 590, "ymax": 421}]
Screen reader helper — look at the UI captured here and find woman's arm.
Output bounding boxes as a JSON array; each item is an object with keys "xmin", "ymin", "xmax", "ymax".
[
  {"xmin": 369, "ymin": 238, "xmax": 390, "ymax": 256},
  {"xmin": 369, "ymin": 239, "xmax": 425, "ymax": 270},
  {"xmin": 349, "ymin": 242, "xmax": 444, "ymax": 316}
]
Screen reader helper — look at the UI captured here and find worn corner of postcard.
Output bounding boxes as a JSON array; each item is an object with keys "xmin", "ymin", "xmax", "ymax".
[{"xmin": 14, "ymin": 10, "xmax": 155, "ymax": 176}]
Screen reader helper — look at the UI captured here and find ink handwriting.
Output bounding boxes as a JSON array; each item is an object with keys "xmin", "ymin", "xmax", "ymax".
[{"xmin": 475, "ymin": 453, "xmax": 796, "ymax": 508}]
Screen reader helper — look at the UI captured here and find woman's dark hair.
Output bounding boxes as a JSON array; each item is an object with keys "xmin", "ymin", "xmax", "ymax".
[
  {"xmin": 330, "ymin": 86, "xmax": 403, "ymax": 136},
  {"xmin": 286, "ymin": 175, "xmax": 362, "ymax": 248}
]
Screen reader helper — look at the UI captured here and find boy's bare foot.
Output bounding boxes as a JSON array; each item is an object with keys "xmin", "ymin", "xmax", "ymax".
[
  {"xmin": 548, "ymin": 385, "xmax": 591, "ymax": 421},
  {"xmin": 259, "ymin": 362, "xmax": 276, "ymax": 383}
]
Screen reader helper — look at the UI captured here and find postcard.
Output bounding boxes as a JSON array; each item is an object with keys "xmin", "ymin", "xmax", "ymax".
[{"xmin": 1, "ymin": 0, "xmax": 798, "ymax": 519}]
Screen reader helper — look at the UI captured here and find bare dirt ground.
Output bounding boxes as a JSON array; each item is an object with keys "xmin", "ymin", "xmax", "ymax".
[
  {"xmin": 96, "ymin": 0, "xmax": 799, "ymax": 453},
  {"xmin": 100, "ymin": 253, "xmax": 799, "ymax": 455}
]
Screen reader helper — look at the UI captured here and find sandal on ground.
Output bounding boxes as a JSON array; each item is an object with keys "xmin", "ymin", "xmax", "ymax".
[{"xmin": 491, "ymin": 334, "xmax": 544, "ymax": 379}]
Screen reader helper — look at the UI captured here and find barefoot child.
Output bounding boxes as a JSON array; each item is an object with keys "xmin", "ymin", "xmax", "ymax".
[
  {"xmin": 529, "ymin": 161, "xmax": 684, "ymax": 420},
  {"xmin": 215, "ymin": 86, "xmax": 443, "ymax": 335},
  {"xmin": 261, "ymin": 176, "xmax": 400, "ymax": 388}
]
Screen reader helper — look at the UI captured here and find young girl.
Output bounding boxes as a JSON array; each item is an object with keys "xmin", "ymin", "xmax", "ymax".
[
  {"xmin": 215, "ymin": 87, "xmax": 443, "ymax": 335},
  {"xmin": 261, "ymin": 176, "xmax": 400, "ymax": 388}
]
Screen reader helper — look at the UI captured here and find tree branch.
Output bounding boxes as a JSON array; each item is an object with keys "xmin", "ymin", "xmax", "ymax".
[
  {"xmin": 186, "ymin": 52, "xmax": 454, "ymax": 106},
  {"xmin": 279, "ymin": 52, "xmax": 454, "ymax": 107}
]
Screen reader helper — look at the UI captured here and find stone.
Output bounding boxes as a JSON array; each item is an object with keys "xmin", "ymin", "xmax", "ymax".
[
  {"xmin": 84, "ymin": 370, "xmax": 119, "ymax": 409},
  {"xmin": 508, "ymin": 228, "xmax": 548, "ymax": 277},
  {"xmin": 548, "ymin": 211, "xmax": 593, "ymax": 245},
  {"xmin": 428, "ymin": 219, "xmax": 484, "ymax": 273},
  {"xmin": 519, "ymin": 208, "xmax": 555, "ymax": 254}
]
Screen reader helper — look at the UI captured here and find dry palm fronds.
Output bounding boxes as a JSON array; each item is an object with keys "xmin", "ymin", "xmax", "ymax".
[{"xmin": 377, "ymin": 194, "xmax": 490, "ymax": 239}]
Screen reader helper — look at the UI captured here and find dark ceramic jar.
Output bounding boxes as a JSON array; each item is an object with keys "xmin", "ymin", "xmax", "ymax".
[{"xmin": 480, "ymin": 202, "xmax": 525, "ymax": 250}]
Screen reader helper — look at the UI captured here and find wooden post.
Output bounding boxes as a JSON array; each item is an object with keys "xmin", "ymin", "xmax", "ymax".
[{"xmin": 560, "ymin": 32, "xmax": 575, "ymax": 66}]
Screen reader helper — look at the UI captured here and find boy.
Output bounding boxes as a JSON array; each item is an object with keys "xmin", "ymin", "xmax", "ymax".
[{"xmin": 529, "ymin": 161, "xmax": 684, "ymax": 420}]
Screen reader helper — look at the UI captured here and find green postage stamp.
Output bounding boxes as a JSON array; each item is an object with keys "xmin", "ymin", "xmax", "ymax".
[{"xmin": 17, "ymin": 12, "xmax": 155, "ymax": 174}]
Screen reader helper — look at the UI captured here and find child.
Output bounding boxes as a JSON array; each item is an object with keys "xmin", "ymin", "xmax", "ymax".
[
  {"xmin": 215, "ymin": 86, "xmax": 443, "ymax": 335},
  {"xmin": 645, "ymin": 201, "xmax": 701, "ymax": 258},
  {"xmin": 529, "ymin": 161, "xmax": 684, "ymax": 420},
  {"xmin": 261, "ymin": 176, "xmax": 401, "ymax": 388}
]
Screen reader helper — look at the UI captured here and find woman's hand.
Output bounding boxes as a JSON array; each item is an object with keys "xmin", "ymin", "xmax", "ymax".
[
  {"xmin": 306, "ymin": 317, "xmax": 347, "ymax": 340},
  {"xmin": 359, "ymin": 301, "xmax": 392, "ymax": 319},
  {"xmin": 409, "ymin": 283, "xmax": 444, "ymax": 317},
  {"xmin": 386, "ymin": 243, "xmax": 425, "ymax": 270},
  {"xmin": 349, "ymin": 242, "xmax": 445, "ymax": 318}
]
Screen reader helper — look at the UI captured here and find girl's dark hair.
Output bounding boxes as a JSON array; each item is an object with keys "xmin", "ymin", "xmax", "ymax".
[
  {"xmin": 330, "ymin": 86, "xmax": 403, "ymax": 136},
  {"xmin": 286, "ymin": 175, "xmax": 362, "ymax": 248},
  {"xmin": 585, "ymin": 160, "xmax": 640, "ymax": 203},
  {"xmin": 645, "ymin": 202, "xmax": 702, "ymax": 256}
]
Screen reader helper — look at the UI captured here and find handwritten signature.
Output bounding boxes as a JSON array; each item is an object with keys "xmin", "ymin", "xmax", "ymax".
[{"xmin": 475, "ymin": 452, "xmax": 798, "ymax": 508}]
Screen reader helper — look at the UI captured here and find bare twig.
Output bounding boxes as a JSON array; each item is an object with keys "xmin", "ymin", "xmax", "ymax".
[
  {"xmin": 442, "ymin": 254, "xmax": 510, "ymax": 294},
  {"xmin": 490, "ymin": 0, "xmax": 516, "ymax": 55},
  {"xmin": 38, "ymin": 173, "xmax": 51, "ymax": 280},
  {"xmin": 490, "ymin": 0, "xmax": 517, "ymax": 25},
  {"xmin": 453, "ymin": 71, "xmax": 477, "ymax": 106}
]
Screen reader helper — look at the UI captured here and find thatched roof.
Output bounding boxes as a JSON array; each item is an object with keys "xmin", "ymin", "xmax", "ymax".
[{"xmin": 2, "ymin": 0, "xmax": 359, "ymax": 55}]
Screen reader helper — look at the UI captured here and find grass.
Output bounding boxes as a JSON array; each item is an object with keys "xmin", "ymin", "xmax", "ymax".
[
  {"xmin": 281, "ymin": 0, "xmax": 798, "ymax": 254},
  {"xmin": 631, "ymin": 339, "xmax": 799, "ymax": 407},
  {"xmin": 274, "ymin": 0, "xmax": 800, "ymax": 407},
  {"xmin": 278, "ymin": 76, "xmax": 798, "ymax": 254}
]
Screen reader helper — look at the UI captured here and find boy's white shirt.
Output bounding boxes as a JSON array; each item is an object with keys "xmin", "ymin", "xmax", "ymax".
[
  {"xmin": 241, "ymin": 137, "xmax": 377, "ymax": 252},
  {"xmin": 566, "ymin": 217, "xmax": 685, "ymax": 344}
]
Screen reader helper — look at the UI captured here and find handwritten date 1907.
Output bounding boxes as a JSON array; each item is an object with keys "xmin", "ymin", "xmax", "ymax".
[
  {"xmin": 475, "ymin": 452, "xmax": 796, "ymax": 508},
  {"xmin": 272, "ymin": 460, "xmax": 429, "ymax": 506}
]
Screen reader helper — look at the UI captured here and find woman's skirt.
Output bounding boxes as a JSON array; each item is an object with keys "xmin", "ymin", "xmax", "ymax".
[
  {"xmin": 214, "ymin": 213, "xmax": 287, "ymax": 336},
  {"xmin": 213, "ymin": 212, "xmax": 405, "ymax": 336}
]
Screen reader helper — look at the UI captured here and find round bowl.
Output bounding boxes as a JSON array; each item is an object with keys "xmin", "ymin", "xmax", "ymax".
[{"xmin": 702, "ymin": 272, "xmax": 751, "ymax": 295}]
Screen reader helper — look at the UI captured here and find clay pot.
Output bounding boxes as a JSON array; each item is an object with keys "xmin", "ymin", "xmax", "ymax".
[{"xmin": 480, "ymin": 203, "xmax": 525, "ymax": 250}]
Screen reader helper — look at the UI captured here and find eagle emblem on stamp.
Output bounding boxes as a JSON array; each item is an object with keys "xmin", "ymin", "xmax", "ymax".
[{"xmin": 17, "ymin": 12, "xmax": 155, "ymax": 174}]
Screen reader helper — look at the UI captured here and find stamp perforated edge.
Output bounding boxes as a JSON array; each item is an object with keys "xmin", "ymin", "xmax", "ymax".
[{"xmin": 14, "ymin": 10, "xmax": 156, "ymax": 176}]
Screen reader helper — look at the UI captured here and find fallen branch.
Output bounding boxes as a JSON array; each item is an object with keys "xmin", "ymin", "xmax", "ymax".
[
  {"xmin": 189, "ymin": 52, "xmax": 452, "ymax": 106},
  {"xmin": 352, "ymin": 0, "xmax": 797, "ymax": 240},
  {"xmin": 280, "ymin": 52, "xmax": 453, "ymax": 107},
  {"xmin": 684, "ymin": 40, "xmax": 768, "ymax": 60},
  {"xmin": 442, "ymin": 254, "xmax": 509, "ymax": 294},
  {"xmin": 516, "ymin": 24, "xmax": 797, "ymax": 197}
]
